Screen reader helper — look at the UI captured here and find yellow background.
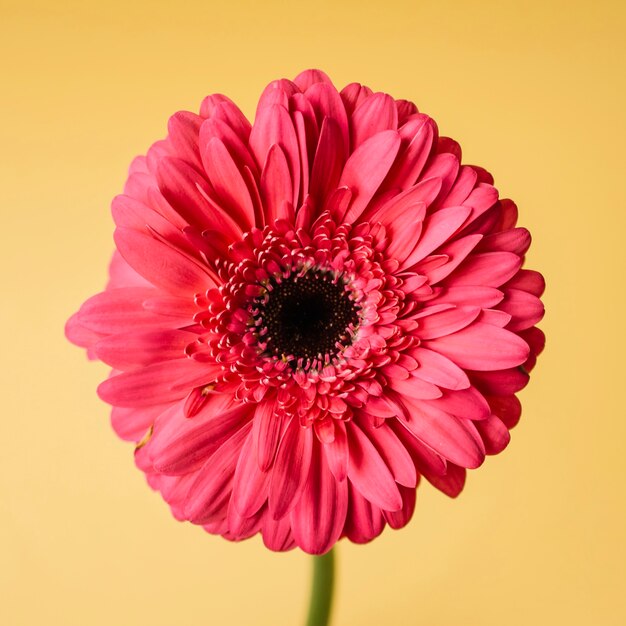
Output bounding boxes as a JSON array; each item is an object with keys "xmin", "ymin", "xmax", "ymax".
[{"xmin": 1, "ymin": 0, "xmax": 624, "ymax": 624}]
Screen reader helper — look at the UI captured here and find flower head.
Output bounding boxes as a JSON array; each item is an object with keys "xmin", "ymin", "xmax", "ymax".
[{"xmin": 66, "ymin": 70, "xmax": 545, "ymax": 554}]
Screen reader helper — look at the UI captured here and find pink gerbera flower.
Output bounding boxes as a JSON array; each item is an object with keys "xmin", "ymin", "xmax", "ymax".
[{"xmin": 66, "ymin": 69, "xmax": 545, "ymax": 554}]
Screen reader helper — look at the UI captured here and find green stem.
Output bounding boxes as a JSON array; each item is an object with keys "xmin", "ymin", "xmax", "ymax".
[{"xmin": 305, "ymin": 549, "xmax": 335, "ymax": 626}]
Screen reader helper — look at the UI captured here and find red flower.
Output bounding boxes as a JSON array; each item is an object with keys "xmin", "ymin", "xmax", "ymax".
[{"xmin": 66, "ymin": 70, "xmax": 545, "ymax": 554}]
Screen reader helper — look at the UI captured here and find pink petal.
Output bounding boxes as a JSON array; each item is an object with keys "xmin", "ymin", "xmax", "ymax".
[
  {"xmin": 314, "ymin": 417, "xmax": 336, "ymax": 445},
  {"xmin": 438, "ymin": 137, "xmax": 462, "ymax": 160},
  {"xmin": 390, "ymin": 420, "xmax": 447, "ymax": 478},
  {"xmin": 415, "ymin": 256, "xmax": 452, "ymax": 279},
  {"xmin": 425, "ymin": 322, "xmax": 529, "ymax": 371},
  {"xmin": 261, "ymin": 511, "xmax": 296, "ymax": 552},
  {"xmin": 203, "ymin": 138, "xmax": 255, "ymax": 228},
  {"xmin": 462, "ymin": 184, "xmax": 499, "ymax": 221},
  {"xmin": 155, "ymin": 157, "xmax": 215, "ymax": 229},
  {"xmin": 362, "ymin": 395, "xmax": 397, "ymax": 418},
  {"xmin": 416, "ymin": 305, "xmax": 481, "ymax": 340},
  {"xmin": 240, "ymin": 165, "xmax": 265, "ymax": 227},
  {"xmin": 200, "ymin": 94, "xmax": 251, "ymax": 139},
  {"xmin": 469, "ymin": 368, "xmax": 529, "ymax": 395},
  {"xmin": 446, "ymin": 251, "xmax": 522, "ymax": 288},
  {"xmin": 368, "ymin": 176, "xmax": 442, "ymax": 224},
  {"xmin": 444, "ymin": 166, "xmax": 478, "ymax": 206},
  {"xmin": 388, "ymin": 376, "xmax": 443, "ymax": 400},
  {"xmin": 410, "ymin": 347, "xmax": 470, "ymax": 390},
  {"xmin": 461, "ymin": 418, "xmax": 489, "ymax": 457},
  {"xmin": 158, "ymin": 157, "xmax": 245, "ymax": 238},
  {"xmin": 202, "ymin": 516, "xmax": 229, "ymax": 536},
  {"xmin": 252, "ymin": 400, "xmax": 286, "ymax": 471},
  {"xmin": 291, "ymin": 443, "xmax": 348, "ymax": 554},
  {"xmin": 460, "ymin": 202, "xmax": 501, "ymax": 237},
  {"xmin": 94, "ymin": 329, "xmax": 195, "ymax": 370},
  {"xmin": 405, "ymin": 206, "xmax": 472, "ymax": 265},
  {"xmin": 183, "ymin": 422, "xmax": 251, "ymax": 524},
  {"xmin": 396, "ymin": 100, "xmax": 418, "ymax": 124},
  {"xmin": 414, "ymin": 234, "xmax": 483, "ymax": 283},
  {"xmin": 422, "ymin": 153, "xmax": 459, "ymax": 207},
  {"xmin": 123, "ymin": 171, "xmax": 154, "ymax": 205},
  {"xmin": 432, "ymin": 286, "xmax": 504, "ymax": 308},
  {"xmin": 157, "ymin": 472, "xmax": 197, "ymax": 521},
  {"xmin": 226, "ymin": 497, "xmax": 265, "ymax": 541},
  {"xmin": 107, "ymin": 249, "xmax": 154, "ymax": 290},
  {"xmin": 249, "ymin": 104, "xmax": 300, "ymax": 200},
  {"xmin": 65, "ymin": 311, "xmax": 105, "ymax": 350},
  {"xmin": 398, "ymin": 273, "xmax": 428, "ymax": 293},
  {"xmin": 504, "ymin": 269, "xmax": 546, "ymax": 297},
  {"xmin": 77, "ymin": 287, "xmax": 189, "ymax": 334},
  {"xmin": 134, "ymin": 438, "xmax": 154, "ymax": 473},
  {"xmin": 289, "ymin": 93, "xmax": 320, "ymax": 156},
  {"xmin": 199, "ymin": 117, "xmax": 258, "ymax": 176},
  {"xmin": 425, "ymin": 462, "xmax": 466, "ymax": 498},
  {"xmin": 111, "ymin": 404, "xmax": 169, "ymax": 442},
  {"xmin": 111, "ymin": 195, "xmax": 184, "ymax": 242},
  {"xmin": 497, "ymin": 198, "xmax": 518, "ymax": 229},
  {"xmin": 98, "ymin": 358, "xmax": 222, "ymax": 408},
  {"xmin": 167, "ymin": 111, "xmax": 203, "ymax": 172},
  {"xmin": 142, "ymin": 294, "xmax": 199, "ymax": 318},
  {"xmin": 350, "ymin": 92, "xmax": 398, "ymax": 149},
  {"xmin": 340, "ymin": 82, "xmax": 373, "ymax": 116},
  {"xmin": 385, "ymin": 204, "xmax": 427, "ymax": 261},
  {"xmin": 399, "ymin": 397, "xmax": 485, "ymax": 468},
  {"xmin": 499, "ymin": 289, "xmax": 545, "ymax": 331},
  {"xmin": 145, "ymin": 140, "xmax": 171, "ymax": 176},
  {"xmin": 477, "ymin": 308, "xmax": 511, "ymax": 327},
  {"xmin": 295, "ymin": 194, "xmax": 316, "ymax": 231},
  {"xmin": 293, "ymin": 69, "xmax": 333, "ymax": 90},
  {"xmin": 269, "ymin": 419, "xmax": 313, "ymax": 520},
  {"xmin": 383, "ymin": 484, "xmax": 417, "ymax": 529},
  {"xmin": 305, "ymin": 82, "xmax": 350, "ymax": 153},
  {"xmin": 358, "ymin": 419, "xmax": 417, "ymax": 488},
  {"xmin": 260, "ymin": 144, "xmax": 294, "ymax": 224},
  {"xmin": 383, "ymin": 115, "xmax": 435, "ymax": 191},
  {"xmin": 323, "ymin": 419, "xmax": 348, "ymax": 481},
  {"xmin": 340, "ymin": 130, "xmax": 402, "ymax": 223},
  {"xmin": 344, "ymin": 483, "xmax": 386, "ymax": 544},
  {"xmin": 149, "ymin": 397, "xmax": 252, "ymax": 474},
  {"xmin": 114, "ymin": 228, "xmax": 216, "ymax": 296},
  {"xmin": 347, "ymin": 422, "xmax": 402, "ymax": 511},
  {"xmin": 231, "ymin": 430, "xmax": 271, "ymax": 516},
  {"xmin": 362, "ymin": 194, "xmax": 427, "ymax": 262},
  {"xmin": 323, "ymin": 186, "xmax": 352, "ymax": 221},
  {"xmin": 477, "ymin": 227, "xmax": 531, "ymax": 255},
  {"xmin": 292, "ymin": 110, "xmax": 309, "ymax": 204},
  {"xmin": 128, "ymin": 154, "xmax": 149, "ymax": 176},
  {"xmin": 474, "ymin": 415, "xmax": 510, "ymax": 454},
  {"xmin": 487, "ymin": 395, "xmax": 522, "ymax": 429},
  {"xmin": 309, "ymin": 117, "xmax": 346, "ymax": 206},
  {"xmin": 520, "ymin": 326, "xmax": 546, "ymax": 358},
  {"xmin": 365, "ymin": 191, "xmax": 427, "ymax": 230},
  {"xmin": 427, "ymin": 386, "xmax": 491, "ymax": 421},
  {"xmin": 256, "ymin": 79, "xmax": 298, "ymax": 112}
]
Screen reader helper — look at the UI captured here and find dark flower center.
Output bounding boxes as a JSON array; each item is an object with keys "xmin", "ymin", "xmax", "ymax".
[{"xmin": 255, "ymin": 269, "xmax": 360, "ymax": 368}]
